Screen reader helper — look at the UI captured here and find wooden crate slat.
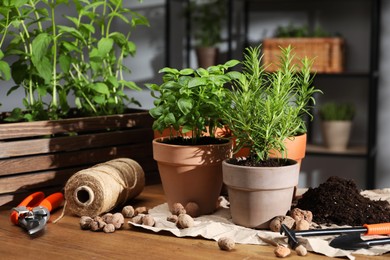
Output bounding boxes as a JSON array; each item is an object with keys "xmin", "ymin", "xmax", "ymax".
[
  {"xmin": 0, "ymin": 160, "xmax": 158, "ymax": 207},
  {"xmin": 0, "ymin": 186, "xmax": 63, "ymax": 209},
  {"xmin": 0, "ymin": 111, "xmax": 153, "ymax": 140},
  {"xmin": 0, "ymin": 160, "xmax": 157, "ymax": 195},
  {"xmin": 0, "ymin": 158, "xmax": 157, "ymax": 195},
  {"xmin": 0, "ymin": 143, "xmax": 153, "ymax": 176},
  {"xmin": 0, "ymin": 128, "xmax": 153, "ymax": 158},
  {"xmin": 0, "ymin": 168, "xmax": 81, "ymax": 194}
]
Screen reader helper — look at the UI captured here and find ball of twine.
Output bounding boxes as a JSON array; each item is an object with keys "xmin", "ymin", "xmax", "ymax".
[{"xmin": 64, "ymin": 158, "xmax": 145, "ymax": 217}]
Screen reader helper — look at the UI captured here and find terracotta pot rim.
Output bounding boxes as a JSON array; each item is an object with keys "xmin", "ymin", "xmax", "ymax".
[{"xmin": 153, "ymin": 137, "xmax": 232, "ymax": 148}]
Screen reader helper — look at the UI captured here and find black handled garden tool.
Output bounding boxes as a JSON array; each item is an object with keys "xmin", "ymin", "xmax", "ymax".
[
  {"xmin": 280, "ymin": 223, "xmax": 390, "ymax": 249},
  {"xmin": 330, "ymin": 233, "xmax": 390, "ymax": 250}
]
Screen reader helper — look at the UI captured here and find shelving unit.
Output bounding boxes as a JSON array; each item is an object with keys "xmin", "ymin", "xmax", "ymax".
[{"xmin": 166, "ymin": 0, "xmax": 381, "ymax": 189}]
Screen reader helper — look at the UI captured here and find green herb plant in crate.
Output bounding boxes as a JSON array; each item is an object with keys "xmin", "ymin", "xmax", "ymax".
[
  {"xmin": 1, "ymin": 0, "xmax": 149, "ymax": 122},
  {"xmin": 0, "ymin": 0, "xmax": 157, "ymax": 205}
]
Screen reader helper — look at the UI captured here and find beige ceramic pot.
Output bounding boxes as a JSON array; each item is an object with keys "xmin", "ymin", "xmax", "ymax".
[
  {"xmin": 153, "ymin": 137, "xmax": 233, "ymax": 215},
  {"xmin": 321, "ymin": 121, "xmax": 352, "ymax": 151},
  {"xmin": 222, "ymin": 159, "xmax": 300, "ymax": 229}
]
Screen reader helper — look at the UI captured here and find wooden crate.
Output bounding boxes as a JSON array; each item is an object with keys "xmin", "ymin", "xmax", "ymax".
[
  {"xmin": 0, "ymin": 110, "xmax": 158, "ymax": 208},
  {"xmin": 262, "ymin": 37, "xmax": 344, "ymax": 73}
]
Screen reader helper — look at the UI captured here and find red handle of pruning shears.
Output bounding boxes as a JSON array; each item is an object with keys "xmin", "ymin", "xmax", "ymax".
[
  {"xmin": 39, "ymin": 193, "xmax": 64, "ymax": 212},
  {"xmin": 10, "ymin": 192, "xmax": 64, "ymax": 225}
]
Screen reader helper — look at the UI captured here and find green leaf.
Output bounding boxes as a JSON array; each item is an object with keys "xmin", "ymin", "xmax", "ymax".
[
  {"xmin": 31, "ymin": 33, "xmax": 52, "ymax": 84},
  {"xmin": 59, "ymin": 54, "xmax": 71, "ymax": 73},
  {"xmin": 37, "ymin": 85, "xmax": 47, "ymax": 96},
  {"xmin": 7, "ymin": 85, "xmax": 20, "ymax": 96},
  {"xmin": 188, "ymin": 77, "xmax": 207, "ymax": 88},
  {"xmin": 159, "ymin": 67, "xmax": 179, "ymax": 74},
  {"xmin": 35, "ymin": 57, "xmax": 52, "ymax": 84},
  {"xmin": 226, "ymin": 71, "xmax": 243, "ymax": 80},
  {"xmin": 145, "ymin": 83, "xmax": 160, "ymax": 91},
  {"xmin": 62, "ymin": 42, "xmax": 81, "ymax": 53},
  {"xmin": 80, "ymin": 23, "xmax": 95, "ymax": 34},
  {"xmin": 57, "ymin": 25, "xmax": 85, "ymax": 42},
  {"xmin": 196, "ymin": 68, "xmax": 208, "ymax": 77},
  {"xmin": 75, "ymin": 97, "xmax": 82, "ymax": 109},
  {"xmin": 181, "ymin": 125, "xmax": 192, "ymax": 134},
  {"xmin": 126, "ymin": 41, "xmax": 136, "ymax": 56},
  {"xmin": 107, "ymin": 76, "xmax": 119, "ymax": 88},
  {"xmin": 109, "ymin": 12, "xmax": 130, "ymax": 25},
  {"xmin": 0, "ymin": 61, "xmax": 11, "ymax": 81},
  {"xmin": 98, "ymin": 38, "xmax": 114, "ymax": 56},
  {"xmin": 109, "ymin": 32, "xmax": 127, "ymax": 46},
  {"xmin": 120, "ymin": 80, "xmax": 141, "ymax": 91},
  {"xmin": 64, "ymin": 15, "xmax": 79, "ymax": 26},
  {"xmin": 93, "ymin": 95, "xmax": 105, "ymax": 104},
  {"xmin": 4, "ymin": 108, "xmax": 24, "ymax": 122},
  {"xmin": 224, "ymin": 59, "xmax": 240, "ymax": 68},
  {"xmin": 163, "ymin": 113, "xmax": 176, "ymax": 125},
  {"xmin": 149, "ymin": 106, "xmax": 163, "ymax": 118},
  {"xmin": 177, "ymin": 98, "xmax": 193, "ymax": 115},
  {"xmin": 180, "ymin": 68, "xmax": 194, "ymax": 75},
  {"xmin": 91, "ymin": 82, "xmax": 110, "ymax": 95}
]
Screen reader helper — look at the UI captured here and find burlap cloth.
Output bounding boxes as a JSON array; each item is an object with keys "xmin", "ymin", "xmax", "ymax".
[{"xmin": 129, "ymin": 189, "xmax": 390, "ymax": 259}]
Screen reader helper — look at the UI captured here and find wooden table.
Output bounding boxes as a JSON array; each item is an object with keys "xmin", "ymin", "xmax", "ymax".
[{"xmin": 0, "ymin": 185, "xmax": 388, "ymax": 259}]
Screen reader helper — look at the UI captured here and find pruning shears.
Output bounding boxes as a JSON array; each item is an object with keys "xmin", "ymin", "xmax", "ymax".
[{"xmin": 10, "ymin": 192, "xmax": 64, "ymax": 235}]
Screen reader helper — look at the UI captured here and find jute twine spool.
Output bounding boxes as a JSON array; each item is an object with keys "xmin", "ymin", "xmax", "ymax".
[{"xmin": 64, "ymin": 158, "xmax": 145, "ymax": 217}]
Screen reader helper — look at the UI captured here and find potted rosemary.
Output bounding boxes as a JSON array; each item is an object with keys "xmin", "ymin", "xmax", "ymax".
[
  {"xmin": 0, "ymin": 0, "xmax": 154, "ymax": 205},
  {"xmin": 221, "ymin": 45, "xmax": 320, "ymax": 229},
  {"xmin": 146, "ymin": 60, "xmax": 240, "ymax": 215}
]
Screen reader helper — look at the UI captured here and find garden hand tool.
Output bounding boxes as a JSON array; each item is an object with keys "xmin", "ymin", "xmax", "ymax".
[
  {"xmin": 11, "ymin": 191, "xmax": 64, "ymax": 235},
  {"xmin": 280, "ymin": 223, "xmax": 390, "ymax": 249},
  {"xmin": 330, "ymin": 232, "xmax": 390, "ymax": 250}
]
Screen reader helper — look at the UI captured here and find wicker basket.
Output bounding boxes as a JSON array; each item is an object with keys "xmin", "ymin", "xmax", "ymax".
[{"xmin": 262, "ymin": 37, "xmax": 344, "ymax": 73}]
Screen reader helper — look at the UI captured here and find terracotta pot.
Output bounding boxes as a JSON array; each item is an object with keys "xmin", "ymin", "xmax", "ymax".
[
  {"xmin": 270, "ymin": 133, "xmax": 307, "ymax": 166},
  {"xmin": 225, "ymin": 133, "xmax": 307, "ymax": 166},
  {"xmin": 222, "ymin": 159, "xmax": 300, "ymax": 229},
  {"xmin": 321, "ymin": 121, "xmax": 352, "ymax": 151},
  {"xmin": 153, "ymin": 137, "xmax": 233, "ymax": 215},
  {"xmin": 196, "ymin": 47, "xmax": 218, "ymax": 68}
]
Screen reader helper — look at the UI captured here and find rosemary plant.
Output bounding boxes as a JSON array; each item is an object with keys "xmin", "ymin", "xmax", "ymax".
[{"xmin": 221, "ymin": 45, "xmax": 320, "ymax": 163}]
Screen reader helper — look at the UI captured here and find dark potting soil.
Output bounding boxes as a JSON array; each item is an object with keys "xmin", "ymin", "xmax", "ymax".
[
  {"xmin": 160, "ymin": 136, "xmax": 229, "ymax": 145},
  {"xmin": 296, "ymin": 176, "xmax": 390, "ymax": 226},
  {"xmin": 226, "ymin": 157, "xmax": 295, "ymax": 167}
]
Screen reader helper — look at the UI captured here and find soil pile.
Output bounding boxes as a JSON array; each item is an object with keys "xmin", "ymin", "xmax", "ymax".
[{"xmin": 296, "ymin": 176, "xmax": 390, "ymax": 226}]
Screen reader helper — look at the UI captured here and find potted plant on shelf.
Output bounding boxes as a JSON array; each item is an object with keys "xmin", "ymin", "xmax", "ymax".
[
  {"xmin": 0, "ymin": 0, "xmax": 155, "ymax": 206},
  {"xmin": 221, "ymin": 45, "xmax": 320, "ymax": 229},
  {"xmin": 146, "ymin": 59, "xmax": 240, "ymax": 215},
  {"xmin": 186, "ymin": 0, "xmax": 227, "ymax": 68},
  {"xmin": 319, "ymin": 102, "xmax": 355, "ymax": 151}
]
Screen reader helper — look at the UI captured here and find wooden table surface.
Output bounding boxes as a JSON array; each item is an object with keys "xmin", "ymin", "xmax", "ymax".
[{"xmin": 0, "ymin": 184, "xmax": 388, "ymax": 259}]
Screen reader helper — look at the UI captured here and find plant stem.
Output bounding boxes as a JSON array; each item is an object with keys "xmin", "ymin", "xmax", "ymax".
[
  {"xmin": 15, "ymin": 7, "xmax": 35, "ymax": 106},
  {"xmin": 50, "ymin": 0, "xmax": 58, "ymax": 108}
]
